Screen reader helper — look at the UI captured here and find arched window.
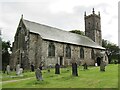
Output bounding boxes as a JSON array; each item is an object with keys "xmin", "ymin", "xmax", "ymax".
[
  {"xmin": 91, "ymin": 49, "xmax": 94, "ymax": 59},
  {"xmin": 80, "ymin": 47, "xmax": 84, "ymax": 59},
  {"xmin": 48, "ymin": 42, "xmax": 55, "ymax": 57},
  {"xmin": 66, "ymin": 45, "xmax": 71, "ymax": 58}
]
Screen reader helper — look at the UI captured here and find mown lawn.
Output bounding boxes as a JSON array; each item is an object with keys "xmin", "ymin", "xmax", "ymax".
[
  {"xmin": 2, "ymin": 64, "xmax": 118, "ymax": 88},
  {"xmin": 0, "ymin": 71, "xmax": 2, "ymax": 90}
]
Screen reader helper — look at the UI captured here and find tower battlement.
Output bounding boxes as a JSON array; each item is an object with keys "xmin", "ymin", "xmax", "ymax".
[{"xmin": 84, "ymin": 8, "xmax": 102, "ymax": 46}]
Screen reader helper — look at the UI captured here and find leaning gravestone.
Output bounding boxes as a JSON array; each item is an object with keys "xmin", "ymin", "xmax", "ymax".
[
  {"xmin": 35, "ymin": 68, "xmax": 43, "ymax": 81},
  {"xmin": 6, "ymin": 65, "xmax": 10, "ymax": 75},
  {"xmin": 55, "ymin": 63, "xmax": 60, "ymax": 74},
  {"xmin": 100, "ymin": 59, "xmax": 106, "ymax": 72},
  {"xmin": 72, "ymin": 63, "xmax": 78, "ymax": 76}
]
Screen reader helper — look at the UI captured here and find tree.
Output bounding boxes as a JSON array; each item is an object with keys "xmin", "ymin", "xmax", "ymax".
[
  {"xmin": 102, "ymin": 39, "xmax": 120, "ymax": 64},
  {"xmin": 2, "ymin": 40, "xmax": 11, "ymax": 72},
  {"xmin": 70, "ymin": 30, "xmax": 85, "ymax": 36}
]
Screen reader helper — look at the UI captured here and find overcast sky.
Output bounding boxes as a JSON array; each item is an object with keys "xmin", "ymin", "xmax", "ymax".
[{"xmin": 0, "ymin": 0, "xmax": 119, "ymax": 46}]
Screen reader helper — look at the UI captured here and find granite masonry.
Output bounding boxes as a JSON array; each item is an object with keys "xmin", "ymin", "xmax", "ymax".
[{"xmin": 10, "ymin": 9, "xmax": 108, "ymax": 70}]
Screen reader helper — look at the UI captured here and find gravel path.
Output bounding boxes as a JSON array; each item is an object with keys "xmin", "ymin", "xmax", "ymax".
[{"xmin": 2, "ymin": 77, "xmax": 35, "ymax": 84}]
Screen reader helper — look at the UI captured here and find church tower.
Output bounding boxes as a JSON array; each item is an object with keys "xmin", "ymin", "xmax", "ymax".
[{"xmin": 84, "ymin": 8, "xmax": 102, "ymax": 46}]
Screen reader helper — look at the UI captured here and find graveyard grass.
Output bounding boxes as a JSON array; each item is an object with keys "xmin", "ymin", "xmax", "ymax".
[
  {"xmin": 2, "ymin": 64, "xmax": 119, "ymax": 88},
  {"xmin": 0, "ymin": 71, "xmax": 2, "ymax": 90}
]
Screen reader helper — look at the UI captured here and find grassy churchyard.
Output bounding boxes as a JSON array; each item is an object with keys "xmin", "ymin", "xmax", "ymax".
[
  {"xmin": 0, "ymin": 71, "xmax": 2, "ymax": 90},
  {"xmin": 1, "ymin": 64, "xmax": 118, "ymax": 88}
]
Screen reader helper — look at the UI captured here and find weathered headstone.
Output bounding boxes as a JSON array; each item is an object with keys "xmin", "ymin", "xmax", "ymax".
[
  {"xmin": 100, "ymin": 58, "xmax": 106, "ymax": 72},
  {"xmin": 55, "ymin": 63, "xmax": 60, "ymax": 74},
  {"xmin": 16, "ymin": 64, "xmax": 20, "ymax": 75},
  {"xmin": 6, "ymin": 65, "xmax": 10, "ymax": 75},
  {"xmin": 83, "ymin": 63, "xmax": 88, "ymax": 70},
  {"xmin": 72, "ymin": 63, "xmax": 78, "ymax": 76},
  {"xmin": 19, "ymin": 68, "xmax": 23, "ymax": 75},
  {"xmin": 35, "ymin": 68, "xmax": 43, "ymax": 81},
  {"xmin": 31, "ymin": 64, "xmax": 34, "ymax": 72}
]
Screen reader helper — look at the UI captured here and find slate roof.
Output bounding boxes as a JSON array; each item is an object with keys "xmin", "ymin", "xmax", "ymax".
[{"xmin": 22, "ymin": 19, "xmax": 105, "ymax": 50}]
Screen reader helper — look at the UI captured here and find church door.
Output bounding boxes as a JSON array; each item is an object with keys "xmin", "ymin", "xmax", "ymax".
[
  {"xmin": 97, "ymin": 57, "xmax": 101, "ymax": 66},
  {"xmin": 60, "ymin": 56, "xmax": 63, "ymax": 66}
]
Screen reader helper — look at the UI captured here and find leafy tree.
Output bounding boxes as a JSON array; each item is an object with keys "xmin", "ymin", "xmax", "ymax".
[
  {"xmin": 102, "ymin": 39, "xmax": 120, "ymax": 64},
  {"xmin": 70, "ymin": 30, "xmax": 85, "ymax": 36},
  {"xmin": 2, "ymin": 40, "xmax": 11, "ymax": 72}
]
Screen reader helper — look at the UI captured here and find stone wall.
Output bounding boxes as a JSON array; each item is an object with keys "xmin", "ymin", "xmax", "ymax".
[
  {"xmin": 28, "ymin": 33, "xmax": 42, "ymax": 68},
  {"xmin": 85, "ymin": 13, "xmax": 102, "ymax": 46},
  {"xmin": 40, "ymin": 40, "xmax": 106, "ymax": 67}
]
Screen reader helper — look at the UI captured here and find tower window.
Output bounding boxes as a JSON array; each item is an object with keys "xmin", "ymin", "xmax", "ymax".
[
  {"xmin": 48, "ymin": 42, "xmax": 55, "ymax": 57},
  {"xmin": 80, "ymin": 47, "xmax": 84, "ymax": 59},
  {"xmin": 66, "ymin": 45, "xmax": 71, "ymax": 58}
]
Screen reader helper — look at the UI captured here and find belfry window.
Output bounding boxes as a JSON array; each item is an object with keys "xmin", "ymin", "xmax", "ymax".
[
  {"xmin": 80, "ymin": 47, "xmax": 84, "ymax": 59},
  {"xmin": 66, "ymin": 45, "xmax": 71, "ymax": 58},
  {"xmin": 48, "ymin": 42, "xmax": 55, "ymax": 57}
]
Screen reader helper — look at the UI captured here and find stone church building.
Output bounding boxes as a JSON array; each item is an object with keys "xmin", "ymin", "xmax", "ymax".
[{"xmin": 10, "ymin": 9, "xmax": 108, "ymax": 69}]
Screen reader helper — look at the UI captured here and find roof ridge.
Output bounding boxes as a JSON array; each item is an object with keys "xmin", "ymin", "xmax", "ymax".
[
  {"xmin": 23, "ymin": 19, "xmax": 67, "ymax": 32},
  {"xmin": 22, "ymin": 19, "xmax": 104, "ymax": 49},
  {"xmin": 23, "ymin": 19, "xmax": 89, "ymax": 38}
]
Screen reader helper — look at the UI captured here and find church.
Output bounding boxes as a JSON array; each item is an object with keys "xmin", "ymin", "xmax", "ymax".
[{"xmin": 10, "ymin": 9, "xmax": 108, "ymax": 69}]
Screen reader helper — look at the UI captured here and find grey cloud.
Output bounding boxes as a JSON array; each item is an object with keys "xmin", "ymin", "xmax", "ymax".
[
  {"xmin": 73, "ymin": 3, "xmax": 110, "ymax": 15},
  {"xmin": 0, "ymin": 1, "xmax": 117, "ymax": 45}
]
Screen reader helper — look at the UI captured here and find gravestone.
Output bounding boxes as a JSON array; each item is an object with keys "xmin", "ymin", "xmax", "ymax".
[
  {"xmin": 6, "ymin": 65, "xmax": 10, "ymax": 75},
  {"xmin": 19, "ymin": 68, "xmax": 23, "ymax": 75},
  {"xmin": 35, "ymin": 68, "xmax": 43, "ymax": 81},
  {"xmin": 55, "ymin": 63, "xmax": 60, "ymax": 74},
  {"xmin": 83, "ymin": 63, "xmax": 88, "ymax": 70},
  {"xmin": 16, "ymin": 64, "xmax": 23, "ymax": 76},
  {"xmin": 72, "ymin": 63, "xmax": 78, "ymax": 76},
  {"xmin": 31, "ymin": 64, "xmax": 35, "ymax": 72},
  {"xmin": 39, "ymin": 64, "xmax": 42, "ymax": 70},
  {"xmin": 100, "ymin": 59, "xmax": 106, "ymax": 72},
  {"xmin": 16, "ymin": 64, "xmax": 20, "ymax": 75}
]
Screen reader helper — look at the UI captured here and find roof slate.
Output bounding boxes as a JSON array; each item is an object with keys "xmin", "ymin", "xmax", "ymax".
[{"xmin": 22, "ymin": 19, "xmax": 105, "ymax": 50}]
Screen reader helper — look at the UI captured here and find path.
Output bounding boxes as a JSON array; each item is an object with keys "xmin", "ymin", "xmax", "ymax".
[{"xmin": 2, "ymin": 77, "xmax": 35, "ymax": 84}]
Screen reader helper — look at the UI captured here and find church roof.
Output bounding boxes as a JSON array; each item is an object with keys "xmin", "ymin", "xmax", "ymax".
[{"xmin": 22, "ymin": 19, "xmax": 105, "ymax": 50}]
